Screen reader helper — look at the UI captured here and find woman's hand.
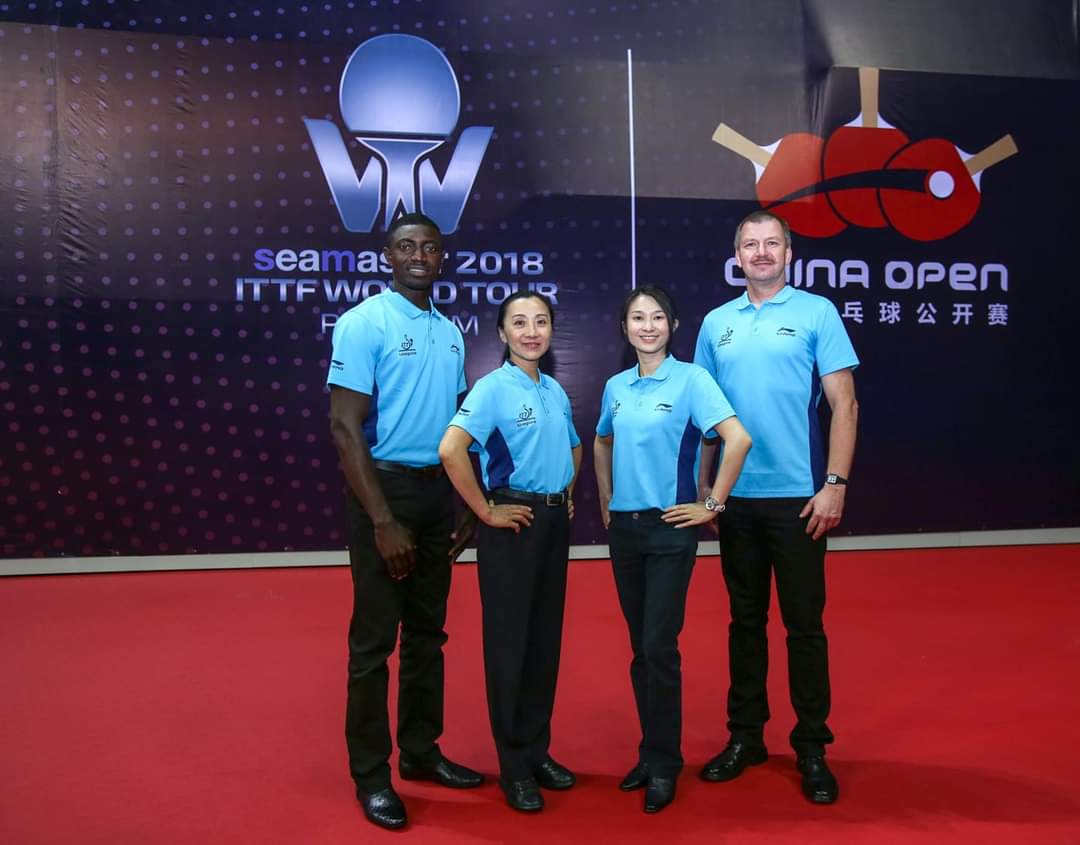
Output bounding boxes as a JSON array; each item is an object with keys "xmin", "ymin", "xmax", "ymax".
[
  {"xmin": 482, "ymin": 500, "xmax": 533, "ymax": 532},
  {"xmin": 661, "ymin": 502, "xmax": 717, "ymax": 529}
]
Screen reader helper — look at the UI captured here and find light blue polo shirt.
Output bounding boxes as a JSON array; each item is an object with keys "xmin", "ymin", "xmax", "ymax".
[
  {"xmin": 327, "ymin": 289, "xmax": 466, "ymax": 466},
  {"xmin": 694, "ymin": 285, "xmax": 858, "ymax": 498},
  {"xmin": 596, "ymin": 356, "xmax": 736, "ymax": 512},
  {"xmin": 447, "ymin": 361, "xmax": 580, "ymax": 494}
]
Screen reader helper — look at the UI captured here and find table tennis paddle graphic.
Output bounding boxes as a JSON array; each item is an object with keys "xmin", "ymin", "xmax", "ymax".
[{"xmin": 712, "ymin": 68, "xmax": 1018, "ymax": 241}]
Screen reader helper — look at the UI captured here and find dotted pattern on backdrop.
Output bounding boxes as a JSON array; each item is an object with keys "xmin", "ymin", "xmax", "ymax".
[{"xmin": 0, "ymin": 2, "xmax": 806, "ymax": 559}]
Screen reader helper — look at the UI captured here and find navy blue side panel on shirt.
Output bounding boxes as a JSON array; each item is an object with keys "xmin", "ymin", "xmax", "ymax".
[
  {"xmin": 676, "ymin": 419, "xmax": 702, "ymax": 504},
  {"xmin": 362, "ymin": 382, "xmax": 380, "ymax": 447},
  {"xmin": 807, "ymin": 367, "xmax": 825, "ymax": 490},
  {"xmin": 485, "ymin": 428, "xmax": 515, "ymax": 490}
]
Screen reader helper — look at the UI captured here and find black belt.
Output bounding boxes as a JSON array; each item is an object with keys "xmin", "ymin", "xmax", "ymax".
[
  {"xmin": 491, "ymin": 487, "xmax": 568, "ymax": 507},
  {"xmin": 373, "ymin": 460, "xmax": 445, "ymax": 479}
]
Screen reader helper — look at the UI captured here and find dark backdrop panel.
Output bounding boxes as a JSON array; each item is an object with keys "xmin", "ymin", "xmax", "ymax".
[{"xmin": 2, "ymin": 2, "xmax": 1078, "ymax": 562}]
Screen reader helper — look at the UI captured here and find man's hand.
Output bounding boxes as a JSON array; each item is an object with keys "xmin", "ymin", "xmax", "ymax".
[
  {"xmin": 375, "ymin": 519, "xmax": 417, "ymax": 579},
  {"xmin": 567, "ymin": 496, "xmax": 575, "ymax": 521},
  {"xmin": 698, "ymin": 485, "xmax": 720, "ymax": 536},
  {"xmin": 598, "ymin": 493, "xmax": 611, "ymax": 529},
  {"xmin": 799, "ymin": 484, "xmax": 846, "ymax": 540},
  {"xmin": 448, "ymin": 510, "xmax": 479, "ymax": 562}
]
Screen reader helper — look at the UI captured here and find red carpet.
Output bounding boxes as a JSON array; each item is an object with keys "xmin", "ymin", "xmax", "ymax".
[{"xmin": 3, "ymin": 547, "xmax": 1080, "ymax": 844}]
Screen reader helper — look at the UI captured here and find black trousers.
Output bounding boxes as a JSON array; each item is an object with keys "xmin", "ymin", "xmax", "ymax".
[
  {"xmin": 609, "ymin": 510, "xmax": 698, "ymax": 779},
  {"xmin": 476, "ymin": 492, "xmax": 570, "ymax": 781},
  {"xmin": 344, "ymin": 471, "xmax": 454, "ymax": 791},
  {"xmin": 718, "ymin": 496, "xmax": 834, "ymax": 756}
]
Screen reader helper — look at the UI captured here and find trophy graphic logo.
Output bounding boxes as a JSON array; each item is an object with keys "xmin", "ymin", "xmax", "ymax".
[{"xmin": 305, "ymin": 34, "xmax": 493, "ymax": 234}]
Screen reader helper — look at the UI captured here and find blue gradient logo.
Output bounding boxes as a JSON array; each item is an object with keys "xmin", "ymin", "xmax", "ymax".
[{"xmin": 304, "ymin": 35, "xmax": 493, "ymax": 234}]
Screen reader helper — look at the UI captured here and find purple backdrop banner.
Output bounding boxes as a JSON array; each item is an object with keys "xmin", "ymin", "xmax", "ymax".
[{"xmin": 2, "ymin": 3, "xmax": 1078, "ymax": 562}]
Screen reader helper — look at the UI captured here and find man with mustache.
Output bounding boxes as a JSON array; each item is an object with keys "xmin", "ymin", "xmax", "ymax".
[
  {"xmin": 328, "ymin": 213, "xmax": 483, "ymax": 830},
  {"xmin": 693, "ymin": 210, "xmax": 859, "ymax": 804}
]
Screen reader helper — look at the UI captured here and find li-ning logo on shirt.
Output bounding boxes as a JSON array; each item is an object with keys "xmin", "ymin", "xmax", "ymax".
[
  {"xmin": 450, "ymin": 343, "xmax": 461, "ymax": 354},
  {"xmin": 330, "ymin": 359, "xmax": 345, "ymax": 371},
  {"xmin": 654, "ymin": 402, "xmax": 674, "ymax": 413},
  {"xmin": 776, "ymin": 326, "xmax": 797, "ymax": 337},
  {"xmin": 457, "ymin": 407, "xmax": 471, "ymax": 416},
  {"xmin": 717, "ymin": 327, "xmax": 734, "ymax": 347},
  {"xmin": 516, "ymin": 404, "xmax": 537, "ymax": 427},
  {"xmin": 611, "ymin": 400, "xmax": 621, "ymax": 418},
  {"xmin": 398, "ymin": 334, "xmax": 416, "ymax": 356},
  {"xmin": 304, "ymin": 34, "xmax": 493, "ymax": 234}
]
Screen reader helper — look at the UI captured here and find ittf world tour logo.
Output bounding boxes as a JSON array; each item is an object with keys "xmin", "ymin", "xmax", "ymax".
[
  {"xmin": 304, "ymin": 34, "xmax": 493, "ymax": 234},
  {"xmin": 713, "ymin": 68, "xmax": 1018, "ymax": 241}
]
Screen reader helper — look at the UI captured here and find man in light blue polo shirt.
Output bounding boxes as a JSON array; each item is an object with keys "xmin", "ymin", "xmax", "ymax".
[
  {"xmin": 327, "ymin": 213, "xmax": 482, "ymax": 831},
  {"xmin": 694, "ymin": 210, "xmax": 859, "ymax": 805}
]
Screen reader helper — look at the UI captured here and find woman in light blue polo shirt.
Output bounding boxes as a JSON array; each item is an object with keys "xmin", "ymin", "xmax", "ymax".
[
  {"xmin": 438, "ymin": 291, "xmax": 582, "ymax": 814},
  {"xmin": 594, "ymin": 286, "xmax": 751, "ymax": 814}
]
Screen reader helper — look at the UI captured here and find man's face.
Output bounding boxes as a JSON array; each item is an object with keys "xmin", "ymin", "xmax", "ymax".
[
  {"xmin": 384, "ymin": 224, "xmax": 443, "ymax": 292},
  {"xmin": 735, "ymin": 219, "xmax": 791, "ymax": 287}
]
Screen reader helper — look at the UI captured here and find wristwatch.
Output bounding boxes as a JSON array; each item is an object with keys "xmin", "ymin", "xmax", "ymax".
[
  {"xmin": 825, "ymin": 473, "xmax": 848, "ymax": 486},
  {"xmin": 703, "ymin": 496, "xmax": 726, "ymax": 513}
]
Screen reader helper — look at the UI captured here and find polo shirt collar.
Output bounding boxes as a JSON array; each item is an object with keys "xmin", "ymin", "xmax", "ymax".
[
  {"xmin": 737, "ymin": 283, "xmax": 794, "ymax": 310},
  {"xmin": 386, "ymin": 288, "xmax": 437, "ymax": 320},
  {"xmin": 632, "ymin": 354, "xmax": 676, "ymax": 384},
  {"xmin": 502, "ymin": 360, "xmax": 547, "ymax": 389}
]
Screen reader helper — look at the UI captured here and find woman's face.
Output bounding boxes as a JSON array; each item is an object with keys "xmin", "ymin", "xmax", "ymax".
[
  {"xmin": 498, "ymin": 296, "xmax": 553, "ymax": 364},
  {"xmin": 623, "ymin": 294, "xmax": 673, "ymax": 355}
]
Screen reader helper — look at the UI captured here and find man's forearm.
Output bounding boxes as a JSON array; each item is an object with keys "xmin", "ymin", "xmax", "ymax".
[
  {"xmin": 331, "ymin": 421, "xmax": 393, "ymax": 526},
  {"xmin": 826, "ymin": 398, "xmax": 858, "ymax": 478}
]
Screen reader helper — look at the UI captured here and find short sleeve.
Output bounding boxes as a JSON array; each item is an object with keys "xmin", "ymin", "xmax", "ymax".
[
  {"xmin": 327, "ymin": 309, "xmax": 380, "ymax": 393},
  {"xmin": 689, "ymin": 366, "xmax": 736, "ymax": 434},
  {"xmin": 447, "ymin": 376, "xmax": 496, "ymax": 445},
  {"xmin": 814, "ymin": 302, "xmax": 860, "ymax": 376},
  {"xmin": 595, "ymin": 381, "xmax": 614, "ymax": 437}
]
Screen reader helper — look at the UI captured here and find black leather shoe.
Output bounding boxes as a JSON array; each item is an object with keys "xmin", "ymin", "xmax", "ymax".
[
  {"xmin": 357, "ymin": 785, "xmax": 407, "ymax": 830},
  {"xmin": 499, "ymin": 776, "xmax": 544, "ymax": 812},
  {"xmin": 619, "ymin": 762, "xmax": 648, "ymax": 791},
  {"xmin": 399, "ymin": 754, "xmax": 484, "ymax": 789},
  {"xmin": 533, "ymin": 756, "xmax": 575, "ymax": 790},
  {"xmin": 797, "ymin": 755, "xmax": 839, "ymax": 804},
  {"xmin": 699, "ymin": 740, "xmax": 768, "ymax": 782},
  {"xmin": 643, "ymin": 776, "xmax": 676, "ymax": 813}
]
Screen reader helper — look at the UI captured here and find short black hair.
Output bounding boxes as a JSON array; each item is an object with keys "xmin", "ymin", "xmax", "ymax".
[
  {"xmin": 621, "ymin": 285, "xmax": 679, "ymax": 355},
  {"xmin": 386, "ymin": 212, "xmax": 441, "ymax": 246},
  {"xmin": 496, "ymin": 290, "xmax": 556, "ymax": 363}
]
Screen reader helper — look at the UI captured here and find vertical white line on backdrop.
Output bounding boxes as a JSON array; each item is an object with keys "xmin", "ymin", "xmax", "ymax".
[{"xmin": 626, "ymin": 48, "xmax": 637, "ymax": 290}]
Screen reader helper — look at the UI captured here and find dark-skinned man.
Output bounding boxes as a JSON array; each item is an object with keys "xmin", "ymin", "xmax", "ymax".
[{"xmin": 327, "ymin": 212, "xmax": 482, "ymax": 830}]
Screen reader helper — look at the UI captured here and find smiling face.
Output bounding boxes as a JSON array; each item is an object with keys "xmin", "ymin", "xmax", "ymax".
[
  {"xmin": 735, "ymin": 217, "xmax": 791, "ymax": 289},
  {"xmin": 383, "ymin": 223, "xmax": 443, "ymax": 294},
  {"xmin": 623, "ymin": 293, "xmax": 675, "ymax": 356},
  {"xmin": 498, "ymin": 295, "xmax": 553, "ymax": 367}
]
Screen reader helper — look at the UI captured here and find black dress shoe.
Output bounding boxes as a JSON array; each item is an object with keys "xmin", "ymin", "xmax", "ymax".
[
  {"xmin": 499, "ymin": 776, "xmax": 544, "ymax": 812},
  {"xmin": 797, "ymin": 755, "xmax": 839, "ymax": 804},
  {"xmin": 357, "ymin": 785, "xmax": 407, "ymax": 830},
  {"xmin": 533, "ymin": 756, "xmax": 575, "ymax": 790},
  {"xmin": 700, "ymin": 740, "xmax": 768, "ymax": 782},
  {"xmin": 643, "ymin": 776, "xmax": 676, "ymax": 813},
  {"xmin": 619, "ymin": 762, "xmax": 648, "ymax": 791},
  {"xmin": 399, "ymin": 754, "xmax": 484, "ymax": 788}
]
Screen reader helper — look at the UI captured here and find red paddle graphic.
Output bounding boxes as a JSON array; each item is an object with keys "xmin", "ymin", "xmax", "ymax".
[{"xmin": 712, "ymin": 68, "xmax": 1018, "ymax": 240}]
